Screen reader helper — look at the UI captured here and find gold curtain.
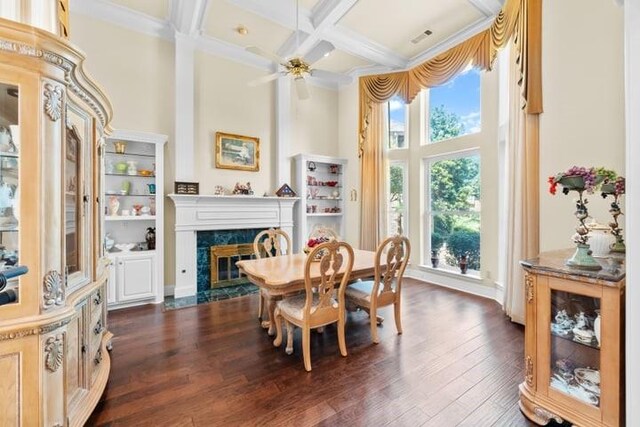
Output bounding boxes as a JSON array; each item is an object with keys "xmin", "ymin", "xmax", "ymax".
[
  {"xmin": 358, "ymin": 0, "xmax": 542, "ymax": 253},
  {"xmin": 359, "ymin": 102, "xmax": 386, "ymax": 250}
]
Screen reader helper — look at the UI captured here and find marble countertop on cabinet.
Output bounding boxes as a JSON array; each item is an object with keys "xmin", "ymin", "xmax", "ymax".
[{"xmin": 521, "ymin": 249, "xmax": 625, "ymax": 286}]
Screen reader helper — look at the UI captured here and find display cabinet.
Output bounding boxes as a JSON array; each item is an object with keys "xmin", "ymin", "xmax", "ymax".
[
  {"xmin": 103, "ymin": 130, "xmax": 165, "ymax": 309},
  {"xmin": 293, "ymin": 154, "xmax": 347, "ymax": 252},
  {"xmin": 0, "ymin": 16, "xmax": 113, "ymax": 427},
  {"xmin": 519, "ymin": 250, "xmax": 625, "ymax": 427}
]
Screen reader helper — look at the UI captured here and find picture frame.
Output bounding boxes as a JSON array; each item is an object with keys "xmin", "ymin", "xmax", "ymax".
[{"xmin": 215, "ymin": 132, "xmax": 260, "ymax": 172}]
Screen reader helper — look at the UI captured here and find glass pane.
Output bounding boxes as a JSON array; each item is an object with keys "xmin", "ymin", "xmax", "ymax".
[
  {"xmin": 388, "ymin": 163, "xmax": 406, "ymax": 235},
  {"xmin": 387, "ymin": 96, "xmax": 407, "ymax": 149},
  {"xmin": 0, "ymin": 83, "xmax": 20, "ymax": 286},
  {"xmin": 65, "ymin": 125, "xmax": 82, "ymax": 274},
  {"xmin": 429, "ymin": 68, "xmax": 481, "ymax": 143},
  {"xmin": 430, "ymin": 155, "xmax": 480, "ymax": 213},
  {"xmin": 550, "ymin": 290, "xmax": 601, "ymax": 407},
  {"xmin": 430, "ymin": 212, "xmax": 480, "ymax": 271}
]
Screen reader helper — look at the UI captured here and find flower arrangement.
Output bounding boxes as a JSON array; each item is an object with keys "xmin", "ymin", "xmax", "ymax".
[
  {"xmin": 547, "ymin": 166, "xmax": 616, "ymax": 270},
  {"xmin": 303, "ymin": 237, "xmax": 331, "ymax": 261}
]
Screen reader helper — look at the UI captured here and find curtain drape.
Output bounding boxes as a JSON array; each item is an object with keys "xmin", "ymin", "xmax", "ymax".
[
  {"xmin": 359, "ymin": 101, "xmax": 387, "ymax": 250},
  {"xmin": 503, "ymin": 43, "xmax": 540, "ymax": 324}
]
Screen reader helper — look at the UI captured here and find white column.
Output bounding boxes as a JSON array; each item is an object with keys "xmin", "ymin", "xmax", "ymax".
[
  {"xmin": 275, "ymin": 75, "xmax": 292, "ymax": 186},
  {"xmin": 174, "ymin": 32, "xmax": 196, "ymax": 182},
  {"xmin": 624, "ymin": 0, "xmax": 640, "ymax": 421}
]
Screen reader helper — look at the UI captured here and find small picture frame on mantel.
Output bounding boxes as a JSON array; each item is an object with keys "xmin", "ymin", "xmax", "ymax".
[{"xmin": 174, "ymin": 181, "xmax": 199, "ymax": 195}]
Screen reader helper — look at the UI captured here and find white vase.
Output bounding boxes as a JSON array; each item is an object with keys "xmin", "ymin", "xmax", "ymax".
[
  {"xmin": 594, "ymin": 310, "xmax": 601, "ymax": 347},
  {"xmin": 588, "ymin": 225, "xmax": 616, "ymax": 257}
]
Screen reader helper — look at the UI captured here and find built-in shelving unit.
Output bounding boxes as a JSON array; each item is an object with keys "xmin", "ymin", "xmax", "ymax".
[
  {"xmin": 293, "ymin": 154, "xmax": 347, "ymax": 251},
  {"xmin": 103, "ymin": 130, "xmax": 166, "ymax": 309}
]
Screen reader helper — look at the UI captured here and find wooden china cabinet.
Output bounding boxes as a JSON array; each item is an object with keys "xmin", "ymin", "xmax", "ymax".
[
  {"xmin": 519, "ymin": 250, "xmax": 625, "ymax": 426},
  {"xmin": 0, "ymin": 9, "xmax": 113, "ymax": 427}
]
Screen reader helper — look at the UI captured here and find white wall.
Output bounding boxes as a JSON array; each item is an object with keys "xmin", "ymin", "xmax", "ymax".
[
  {"xmin": 194, "ymin": 52, "xmax": 276, "ymax": 196},
  {"xmin": 539, "ymin": 0, "xmax": 625, "ymax": 252},
  {"xmin": 337, "ymin": 82, "xmax": 361, "ymax": 247}
]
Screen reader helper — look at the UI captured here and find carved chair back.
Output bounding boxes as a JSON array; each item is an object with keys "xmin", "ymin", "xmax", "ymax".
[
  {"xmin": 372, "ymin": 235, "xmax": 411, "ymax": 306},
  {"xmin": 303, "ymin": 240, "xmax": 354, "ymax": 320},
  {"xmin": 253, "ymin": 228, "xmax": 291, "ymax": 259}
]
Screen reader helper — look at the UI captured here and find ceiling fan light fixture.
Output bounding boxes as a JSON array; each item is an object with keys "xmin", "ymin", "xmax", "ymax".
[{"xmin": 294, "ymin": 77, "xmax": 310, "ymax": 100}]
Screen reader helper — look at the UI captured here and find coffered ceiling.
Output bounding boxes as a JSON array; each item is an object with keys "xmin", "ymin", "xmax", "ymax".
[{"xmin": 71, "ymin": 0, "xmax": 503, "ymax": 84}]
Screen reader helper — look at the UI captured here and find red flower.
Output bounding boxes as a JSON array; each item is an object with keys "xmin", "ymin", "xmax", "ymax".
[{"xmin": 548, "ymin": 176, "xmax": 558, "ymax": 195}]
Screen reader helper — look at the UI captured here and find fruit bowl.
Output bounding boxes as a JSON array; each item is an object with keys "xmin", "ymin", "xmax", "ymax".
[{"xmin": 139, "ymin": 169, "xmax": 154, "ymax": 177}]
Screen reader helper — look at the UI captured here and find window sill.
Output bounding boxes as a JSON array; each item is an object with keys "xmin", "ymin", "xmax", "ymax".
[
  {"xmin": 406, "ymin": 265, "xmax": 497, "ymax": 300},
  {"xmin": 416, "ymin": 265, "xmax": 482, "ymax": 282}
]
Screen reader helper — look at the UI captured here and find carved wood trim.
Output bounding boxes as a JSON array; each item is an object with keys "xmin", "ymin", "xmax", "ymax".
[
  {"xmin": 532, "ymin": 406, "xmax": 564, "ymax": 425},
  {"xmin": 0, "ymin": 317, "xmax": 73, "ymax": 342},
  {"xmin": 44, "ymin": 82, "xmax": 63, "ymax": 121},
  {"xmin": 525, "ymin": 355, "xmax": 534, "ymax": 387},
  {"xmin": 0, "ymin": 38, "xmax": 109, "ymax": 126},
  {"xmin": 525, "ymin": 272, "xmax": 534, "ymax": 303},
  {"xmin": 44, "ymin": 334, "xmax": 64, "ymax": 372},
  {"xmin": 43, "ymin": 270, "xmax": 65, "ymax": 309}
]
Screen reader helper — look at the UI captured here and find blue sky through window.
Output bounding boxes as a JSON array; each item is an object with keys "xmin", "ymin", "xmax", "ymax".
[{"xmin": 429, "ymin": 68, "xmax": 482, "ymax": 136}]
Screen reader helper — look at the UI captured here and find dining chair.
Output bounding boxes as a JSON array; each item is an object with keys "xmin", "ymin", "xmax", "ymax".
[
  {"xmin": 253, "ymin": 228, "xmax": 292, "ymax": 322},
  {"xmin": 273, "ymin": 240, "xmax": 354, "ymax": 371},
  {"xmin": 345, "ymin": 235, "xmax": 411, "ymax": 344}
]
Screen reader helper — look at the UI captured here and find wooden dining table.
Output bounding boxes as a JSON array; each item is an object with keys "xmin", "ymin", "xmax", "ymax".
[{"xmin": 236, "ymin": 249, "xmax": 379, "ymax": 336}]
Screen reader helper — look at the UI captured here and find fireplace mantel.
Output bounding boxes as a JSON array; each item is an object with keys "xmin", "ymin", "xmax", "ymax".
[{"xmin": 168, "ymin": 194, "xmax": 299, "ymax": 297}]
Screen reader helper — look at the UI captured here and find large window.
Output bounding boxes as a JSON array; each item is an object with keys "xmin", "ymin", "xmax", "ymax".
[
  {"xmin": 426, "ymin": 152, "xmax": 481, "ymax": 273},
  {"xmin": 428, "ymin": 68, "xmax": 481, "ymax": 143},
  {"xmin": 387, "ymin": 161, "xmax": 408, "ymax": 235},
  {"xmin": 387, "ymin": 96, "xmax": 408, "ymax": 149}
]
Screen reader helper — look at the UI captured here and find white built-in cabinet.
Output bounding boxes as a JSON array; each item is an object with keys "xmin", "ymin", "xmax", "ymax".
[
  {"xmin": 293, "ymin": 154, "xmax": 348, "ymax": 252},
  {"xmin": 103, "ymin": 130, "xmax": 166, "ymax": 309}
]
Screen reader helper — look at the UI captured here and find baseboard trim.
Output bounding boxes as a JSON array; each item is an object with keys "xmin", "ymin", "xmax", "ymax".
[{"xmin": 406, "ymin": 266, "xmax": 497, "ymax": 300}]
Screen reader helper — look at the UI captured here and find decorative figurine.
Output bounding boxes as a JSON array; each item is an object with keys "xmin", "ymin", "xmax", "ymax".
[
  {"xmin": 232, "ymin": 182, "xmax": 253, "ymax": 195},
  {"xmin": 108, "ymin": 196, "xmax": 120, "ymax": 216},
  {"xmin": 145, "ymin": 227, "xmax": 156, "ymax": 250},
  {"xmin": 214, "ymin": 185, "xmax": 225, "ymax": 196},
  {"xmin": 126, "ymin": 160, "xmax": 138, "ymax": 176}
]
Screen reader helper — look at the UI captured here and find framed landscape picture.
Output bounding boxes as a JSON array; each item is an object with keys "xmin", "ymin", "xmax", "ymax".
[{"xmin": 215, "ymin": 132, "xmax": 260, "ymax": 172}]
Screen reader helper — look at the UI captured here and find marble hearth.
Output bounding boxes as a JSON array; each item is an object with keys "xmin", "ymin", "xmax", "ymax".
[{"xmin": 169, "ymin": 194, "xmax": 299, "ymax": 298}]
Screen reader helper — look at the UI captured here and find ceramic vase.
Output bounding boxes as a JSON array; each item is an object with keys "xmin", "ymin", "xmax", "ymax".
[
  {"xmin": 126, "ymin": 160, "xmax": 138, "ymax": 176},
  {"xmin": 430, "ymin": 250, "xmax": 439, "ymax": 268},
  {"xmin": 459, "ymin": 255, "xmax": 468, "ymax": 274},
  {"xmin": 566, "ymin": 243, "xmax": 601, "ymax": 270},
  {"xmin": 588, "ymin": 226, "xmax": 616, "ymax": 257},
  {"xmin": 594, "ymin": 310, "xmax": 601, "ymax": 347}
]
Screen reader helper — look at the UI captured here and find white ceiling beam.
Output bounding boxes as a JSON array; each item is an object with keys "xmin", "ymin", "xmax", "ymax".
[
  {"xmin": 293, "ymin": 0, "xmax": 358, "ymax": 57},
  {"xmin": 225, "ymin": 0, "xmax": 314, "ymax": 33},
  {"xmin": 466, "ymin": 0, "xmax": 503, "ymax": 17},
  {"xmin": 196, "ymin": 34, "xmax": 273, "ymax": 71},
  {"xmin": 70, "ymin": 0, "xmax": 173, "ymax": 39},
  {"xmin": 228, "ymin": 0, "xmax": 405, "ymax": 69},
  {"xmin": 326, "ymin": 26, "xmax": 408, "ymax": 68},
  {"xmin": 169, "ymin": 0, "xmax": 211, "ymax": 36}
]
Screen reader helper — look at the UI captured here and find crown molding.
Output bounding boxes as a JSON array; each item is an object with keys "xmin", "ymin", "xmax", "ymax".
[
  {"xmin": 70, "ymin": 0, "xmax": 173, "ymax": 40},
  {"xmin": 466, "ymin": 0, "xmax": 503, "ymax": 17},
  {"xmin": 407, "ymin": 15, "xmax": 495, "ymax": 68}
]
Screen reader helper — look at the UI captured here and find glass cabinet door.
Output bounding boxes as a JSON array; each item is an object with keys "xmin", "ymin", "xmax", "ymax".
[
  {"xmin": 549, "ymin": 290, "xmax": 601, "ymax": 407},
  {"xmin": 0, "ymin": 82, "xmax": 20, "ymax": 298}
]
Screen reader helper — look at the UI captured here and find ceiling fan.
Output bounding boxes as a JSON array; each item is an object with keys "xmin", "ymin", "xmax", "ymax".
[{"xmin": 245, "ymin": 0, "xmax": 350, "ymax": 100}]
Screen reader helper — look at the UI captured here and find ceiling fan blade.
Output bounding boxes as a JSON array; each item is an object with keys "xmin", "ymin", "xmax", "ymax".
[
  {"xmin": 246, "ymin": 46, "xmax": 287, "ymax": 66},
  {"xmin": 309, "ymin": 69, "xmax": 352, "ymax": 85},
  {"xmin": 294, "ymin": 77, "xmax": 310, "ymax": 100},
  {"xmin": 303, "ymin": 41, "xmax": 335, "ymax": 66},
  {"xmin": 247, "ymin": 72, "xmax": 281, "ymax": 87}
]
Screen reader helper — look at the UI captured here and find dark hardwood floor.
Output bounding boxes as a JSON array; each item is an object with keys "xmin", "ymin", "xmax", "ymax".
[{"xmin": 87, "ymin": 278, "xmax": 546, "ymax": 426}]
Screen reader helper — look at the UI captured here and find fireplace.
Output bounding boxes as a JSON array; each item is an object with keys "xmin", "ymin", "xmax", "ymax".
[
  {"xmin": 169, "ymin": 194, "xmax": 299, "ymax": 298},
  {"xmin": 196, "ymin": 228, "xmax": 265, "ymax": 292}
]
